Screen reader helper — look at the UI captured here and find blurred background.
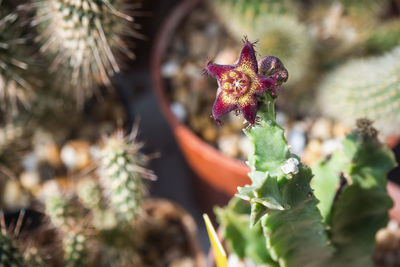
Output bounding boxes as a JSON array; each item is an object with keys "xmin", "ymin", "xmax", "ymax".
[{"xmin": 1, "ymin": 0, "xmax": 400, "ymax": 266}]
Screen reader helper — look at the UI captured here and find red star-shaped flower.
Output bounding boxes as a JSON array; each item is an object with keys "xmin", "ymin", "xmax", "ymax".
[{"xmin": 205, "ymin": 39, "xmax": 287, "ymax": 124}]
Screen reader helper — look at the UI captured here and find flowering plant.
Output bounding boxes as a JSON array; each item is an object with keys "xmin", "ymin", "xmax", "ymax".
[{"xmin": 208, "ymin": 40, "xmax": 396, "ymax": 267}]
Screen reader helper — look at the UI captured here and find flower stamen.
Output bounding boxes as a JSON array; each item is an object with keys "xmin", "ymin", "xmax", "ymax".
[{"xmin": 222, "ymin": 70, "xmax": 249, "ymax": 97}]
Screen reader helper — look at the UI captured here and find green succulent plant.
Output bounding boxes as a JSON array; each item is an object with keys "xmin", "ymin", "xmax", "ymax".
[
  {"xmin": 0, "ymin": 231, "xmax": 25, "ymax": 267},
  {"xmin": 45, "ymin": 192, "xmax": 81, "ymax": 230},
  {"xmin": 207, "ymin": 41, "xmax": 396, "ymax": 267},
  {"xmin": 318, "ymin": 46, "xmax": 400, "ymax": 137},
  {"xmin": 100, "ymin": 129, "xmax": 155, "ymax": 223},
  {"xmin": 63, "ymin": 231, "xmax": 89, "ymax": 267}
]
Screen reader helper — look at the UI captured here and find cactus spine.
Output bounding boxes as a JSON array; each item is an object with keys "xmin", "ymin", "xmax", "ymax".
[
  {"xmin": 33, "ymin": 0, "xmax": 142, "ymax": 105},
  {"xmin": 0, "ymin": 1, "xmax": 33, "ymax": 111},
  {"xmin": 318, "ymin": 46, "xmax": 400, "ymax": 137}
]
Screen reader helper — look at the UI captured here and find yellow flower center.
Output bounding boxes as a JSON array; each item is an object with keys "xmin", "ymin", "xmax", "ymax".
[{"xmin": 222, "ymin": 70, "xmax": 249, "ymax": 97}]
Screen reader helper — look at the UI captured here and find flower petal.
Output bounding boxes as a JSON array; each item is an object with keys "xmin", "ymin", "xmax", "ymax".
[
  {"xmin": 212, "ymin": 91, "xmax": 237, "ymax": 123},
  {"xmin": 254, "ymin": 75, "xmax": 278, "ymax": 96},
  {"xmin": 237, "ymin": 39, "xmax": 258, "ymax": 73},
  {"xmin": 205, "ymin": 62, "xmax": 234, "ymax": 80},
  {"xmin": 240, "ymin": 98, "xmax": 258, "ymax": 124}
]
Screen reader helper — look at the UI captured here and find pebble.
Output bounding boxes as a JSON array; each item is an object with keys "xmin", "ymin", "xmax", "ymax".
[
  {"xmin": 2, "ymin": 180, "xmax": 29, "ymax": 209},
  {"xmin": 183, "ymin": 63, "xmax": 202, "ymax": 79},
  {"xmin": 21, "ymin": 152, "xmax": 39, "ymax": 172},
  {"xmin": 205, "ymin": 22, "xmax": 220, "ymax": 37},
  {"xmin": 214, "ymin": 48, "xmax": 239, "ymax": 65},
  {"xmin": 288, "ymin": 126, "xmax": 306, "ymax": 155},
  {"xmin": 229, "ymin": 113, "xmax": 246, "ymax": 131},
  {"xmin": 310, "ymin": 118, "xmax": 332, "ymax": 140},
  {"xmin": 161, "ymin": 60, "xmax": 179, "ymax": 78},
  {"xmin": 169, "ymin": 257, "xmax": 195, "ymax": 267},
  {"xmin": 227, "ymin": 254, "xmax": 259, "ymax": 267},
  {"xmin": 218, "ymin": 134, "xmax": 240, "ymax": 158},
  {"xmin": 238, "ymin": 136, "xmax": 253, "ymax": 157},
  {"xmin": 189, "ymin": 33, "xmax": 210, "ymax": 57},
  {"xmin": 321, "ymin": 138, "xmax": 342, "ymax": 156},
  {"xmin": 227, "ymin": 254, "xmax": 246, "ymax": 267},
  {"xmin": 190, "ymin": 115, "xmax": 210, "ymax": 133},
  {"xmin": 171, "ymin": 102, "xmax": 187, "ymax": 122},
  {"xmin": 60, "ymin": 140, "xmax": 91, "ymax": 171},
  {"xmin": 276, "ymin": 112, "xmax": 288, "ymax": 127},
  {"xmin": 202, "ymin": 126, "xmax": 218, "ymax": 143},
  {"xmin": 374, "ymin": 220, "xmax": 400, "ymax": 266},
  {"xmin": 37, "ymin": 180, "xmax": 60, "ymax": 200},
  {"xmin": 20, "ymin": 171, "xmax": 40, "ymax": 189},
  {"xmin": 43, "ymin": 143, "xmax": 62, "ymax": 168},
  {"xmin": 302, "ymin": 139, "xmax": 322, "ymax": 165},
  {"xmin": 332, "ymin": 122, "xmax": 349, "ymax": 138}
]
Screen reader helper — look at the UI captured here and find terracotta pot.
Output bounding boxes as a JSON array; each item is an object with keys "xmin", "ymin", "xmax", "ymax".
[{"xmin": 151, "ymin": 0, "xmax": 400, "ymax": 218}]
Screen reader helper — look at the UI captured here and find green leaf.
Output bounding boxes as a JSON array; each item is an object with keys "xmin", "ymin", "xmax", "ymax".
[
  {"xmin": 328, "ymin": 131, "xmax": 396, "ymax": 267},
  {"xmin": 237, "ymin": 172, "xmax": 289, "ymax": 213},
  {"xmin": 215, "ymin": 198, "xmax": 278, "ymax": 266},
  {"xmin": 311, "ymin": 147, "xmax": 348, "ymax": 221},
  {"xmin": 261, "ymin": 167, "xmax": 334, "ymax": 267}
]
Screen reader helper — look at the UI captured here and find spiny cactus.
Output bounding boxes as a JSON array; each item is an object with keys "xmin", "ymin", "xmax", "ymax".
[
  {"xmin": 32, "ymin": 0, "xmax": 143, "ymax": 105},
  {"xmin": 318, "ymin": 46, "xmax": 400, "ymax": 137},
  {"xmin": 63, "ymin": 231, "xmax": 89, "ymax": 267},
  {"xmin": 100, "ymin": 129, "xmax": 156, "ymax": 223},
  {"xmin": 43, "ymin": 187, "xmax": 92, "ymax": 266},
  {"xmin": 0, "ymin": 1, "xmax": 33, "ymax": 111},
  {"xmin": 208, "ymin": 0, "xmax": 312, "ymax": 86},
  {"xmin": 77, "ymin": 178, "xmax": 117, "ymax": 229},
  {"xmin": 77, "ymin": 178, "xmax": 105, "ymax": 212},
  {"xmin": 45, "ymin": 192, "xmax": 81, "ymax": 230},
  {"xmin": 209, "ymin": 41, "xmax": 396, "ymax": 267},
  {"xmin": 0, "ymin": 232, "xmax": 25, "ymax": 267}
]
